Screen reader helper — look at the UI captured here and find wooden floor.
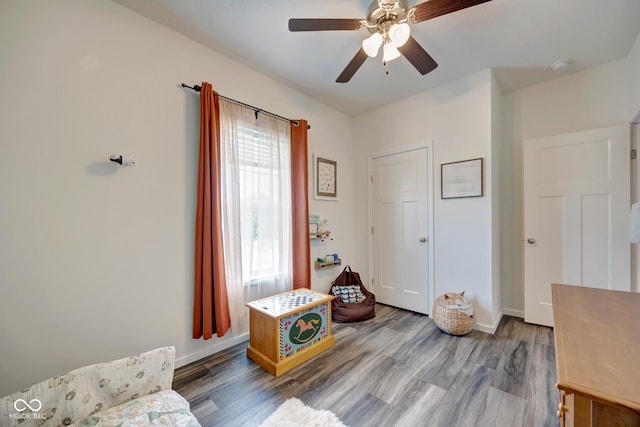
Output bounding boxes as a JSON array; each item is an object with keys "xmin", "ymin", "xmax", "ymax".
[{"xmin": 173, "ymin": 304, "xmax": 559, "ymax": 427}]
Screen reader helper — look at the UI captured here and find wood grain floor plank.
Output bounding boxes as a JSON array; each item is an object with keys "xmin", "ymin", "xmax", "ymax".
[
  {"xmin": 535, "ymin": 324, "xmax": 555, "ymax": 346},
  {"xmin": 385, "ymin": 379, "xmax": 447, "ymax": 426},
  {"xmin": 429, "ymin": 362, "xmax": 495, "ymax": 426},
  {"xmin": 372, "ymin": 359, "xmax": 424, "ymax": 404},
  {"xmin": 321, "ymin": 356, "xmax": 399, "ymax": 414},
  {"xmin": 523, "ymin": 342, "xmax": 560, "ymax": 427},
  {"xmin": 417, "ymin": 331, "xmax": 479, "ymax": 390},
  {"xmin": 173, "ymin": 305, "xmax": 556, "ymax": 427},
  {"xmin": 338, "ymin": 393, "xmax": 392, "ymax": 427},
  {"xmin": 476, "ymin": 386, "xmax": 526, "ymax": 427},
  {"xmin": 189, "ymin": 398, "xmax": 219, "ymax": 426},
  {"xmin": 467, "ymin": 329, "xmax": 507, "ymax": 369},
  {"xmin": 495, "ymin": 315, "xmax": 517, "ymax": 337},
  {"xmin": 298, "ymin": 351, "xmax": 379, "ymax": 409},
  {"xmin": 492, "ymin": 317, "xmax": 537, "ymax": 398},
  {"xmin": 492, "ymin": 339, "xmax": 531, "ymax": 397}
]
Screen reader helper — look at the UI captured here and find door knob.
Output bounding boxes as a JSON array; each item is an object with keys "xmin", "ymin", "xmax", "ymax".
[
  {"xmin": 527, "ymin": 238, "xmax": 536, "ymax": 244},
  {"xmin": 419, "ymin": 237, "xmax": 427, "ymax": 243}
]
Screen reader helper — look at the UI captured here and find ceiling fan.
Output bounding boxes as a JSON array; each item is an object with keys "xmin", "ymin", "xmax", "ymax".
[{"xmin": 289, "ymin": 0, "xmax": 492, "ymax": 83}]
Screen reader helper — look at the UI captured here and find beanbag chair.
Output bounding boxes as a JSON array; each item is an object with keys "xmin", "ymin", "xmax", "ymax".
[{"xmin": 329, "ymin": 266, "xmax": 376, "ymax": 323}]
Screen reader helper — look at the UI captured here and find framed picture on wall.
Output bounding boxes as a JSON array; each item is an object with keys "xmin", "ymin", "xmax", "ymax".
[
  {"xmin": 314, "ymin": 154, "xmax": 338, "ymax": 200},
  {"xmin": 441, "ymin": 157, "xmax": 484, "ymax": 199}
]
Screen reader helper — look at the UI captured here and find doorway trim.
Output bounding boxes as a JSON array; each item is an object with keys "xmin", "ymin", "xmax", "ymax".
[{"xmin": 367, "ymin": 141, "xmax": 436, "ymax": 316}]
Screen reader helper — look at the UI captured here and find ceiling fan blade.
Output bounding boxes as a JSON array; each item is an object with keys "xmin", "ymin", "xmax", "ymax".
[
  {"xmin": 288, "ymin": 18, "xmax": 363, "ymax": 32},
  {"xmin": 410, "ymin": 0, "xmax": 492, "ymax": 23},
  {"xmin": 336, "ymin": 48, "xmax": 369, "ymax": 83},
  {"xmin": 397, "ymin": 36, "xmax": 438, "ymax": 75}
]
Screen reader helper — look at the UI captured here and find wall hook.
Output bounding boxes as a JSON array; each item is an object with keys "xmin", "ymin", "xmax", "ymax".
[{"xmin": 110, "ymin": 154, "xmax": 135, "ymax": 167}]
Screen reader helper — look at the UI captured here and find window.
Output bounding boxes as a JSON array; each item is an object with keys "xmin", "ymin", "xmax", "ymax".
[
  {"xmin": 218, "ymin": 100, "xmax": 292, "ymax": 332},
  {"xmin": 236, "ymin": 125, "xmax": 290, "ymax": 284}
]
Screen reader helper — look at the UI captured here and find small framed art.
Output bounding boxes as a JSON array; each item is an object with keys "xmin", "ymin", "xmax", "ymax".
[
  {"xmin": 441, "ymin": 157, "xmax": 483, "ymax": 199},
  {"xmin": 314, "ymin": 154, "xmax": 338, "ymax": 200}
]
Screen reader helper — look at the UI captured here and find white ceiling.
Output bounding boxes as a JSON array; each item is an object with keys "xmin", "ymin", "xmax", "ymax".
[{"xmin": 112, "ymin": 0, "xmax": 640, "ymax": 116}]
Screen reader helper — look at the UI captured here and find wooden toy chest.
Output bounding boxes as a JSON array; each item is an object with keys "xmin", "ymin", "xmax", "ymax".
[{"xmin": 246, "ymin": 288, "xmax": 334, "ymax": 376}]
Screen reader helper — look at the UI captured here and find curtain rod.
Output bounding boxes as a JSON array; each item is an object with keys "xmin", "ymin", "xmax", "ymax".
[{"xmin": 181, "ymin": 83, "xmax": 310, "ymax": 130}]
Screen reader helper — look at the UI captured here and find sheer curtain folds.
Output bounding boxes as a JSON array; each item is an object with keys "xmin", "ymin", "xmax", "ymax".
[
  {"xmin": 193, "ymin": 81, "xmax": 311, "ymax": 339},
  {"xmin": 193, "ymin": 82, "xmax": 231, "ymax": 340},
  {"xmin": 219, "ymin": 100, "xmax": 293, "ymax": 334}
]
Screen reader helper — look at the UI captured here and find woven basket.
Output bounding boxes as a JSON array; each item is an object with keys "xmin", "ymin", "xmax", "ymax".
[{"xmin": 432, "ymin": 292, "xmax": 475, "ymax": 335}]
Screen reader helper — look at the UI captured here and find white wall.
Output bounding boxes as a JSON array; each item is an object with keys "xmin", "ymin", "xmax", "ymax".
[
  {"xmin": 490, "ymin": 72, "xmax": 503, "ymax": 321},
  {"xmin": 626, "ymin": 33, "xmax": 640, "ymax": 292},
  {"xmin": 309, "ymin": 158, "xmax": 354, "ymax": 292},
  {"xmin": 0, "ymin": 0, "xmax": 353, "ymax": 397},
  {"xmin": 501, "ymin": 60, "xmax": 630, "ymax": 313},
  {"xmin": 352, "ymin": 70, "xmax": 500, "ymax": 331},
  {"xmin": 628, "ymin": 32, "xmax": 640, "ymax": 121}
]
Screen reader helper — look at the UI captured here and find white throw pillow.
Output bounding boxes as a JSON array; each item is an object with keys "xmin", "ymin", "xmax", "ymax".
[{"xmin": 332, "ymin": 285, "xmax": 366, "ymax": 304}]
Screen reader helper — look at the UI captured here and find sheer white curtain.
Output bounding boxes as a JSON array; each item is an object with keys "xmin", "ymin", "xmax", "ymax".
[{"xmin": 219, "ymin": 99, "xmax": 293, "ymax": 334}]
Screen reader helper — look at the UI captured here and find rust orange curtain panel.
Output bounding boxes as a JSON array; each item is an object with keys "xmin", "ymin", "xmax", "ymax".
[
  {"xmin": 291, "ymin": 120, "xmax": 311, "ymax": 289},
  {"xmin": 193, "ymin": 82, "xmax": 231, "ymax": 340}
]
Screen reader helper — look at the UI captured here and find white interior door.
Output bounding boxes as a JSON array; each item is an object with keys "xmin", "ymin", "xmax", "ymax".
[
  {"xmin": 371, "ymin": 147, "xmax": 430, "ymax": 314},
  {"xmin": 524, "ymin": 125, "xmax": 630, "ymax": 326}
]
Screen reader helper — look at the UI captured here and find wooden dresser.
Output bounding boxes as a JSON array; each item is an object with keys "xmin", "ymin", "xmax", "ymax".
[{"xmin": 552, "ymin": 283, "xmax": 640, "ymax": 427}]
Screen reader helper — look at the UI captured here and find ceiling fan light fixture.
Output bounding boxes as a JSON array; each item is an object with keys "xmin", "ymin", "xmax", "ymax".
[
  {"xmin": 383, "ymin": 42, "xmax": 401, "ymax": 63},
  {"xmin": 389, "ymin": 22, "xmax": 410, "ymax": 47},
  {"xmin": 362, "ymin": 32, "xmax": 383, "ymax": 57}
]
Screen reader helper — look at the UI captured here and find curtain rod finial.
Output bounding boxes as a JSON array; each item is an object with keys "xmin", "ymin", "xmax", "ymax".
[{"xmin": 181, "ymin": 83, "xmax": 201, "ymax": 92}]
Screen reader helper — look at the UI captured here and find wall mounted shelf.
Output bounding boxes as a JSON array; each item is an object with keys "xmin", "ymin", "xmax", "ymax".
[
  {"xmin": 309, "ymin": 233, "xmax": 331, "ymax": 240},
  {"xmin": 314, "ymin": 259, "xmax": 342, "ymax": 270},
  {"xmin": 310, "ymin": 233, "xmax": 331, "ymax": 241}
]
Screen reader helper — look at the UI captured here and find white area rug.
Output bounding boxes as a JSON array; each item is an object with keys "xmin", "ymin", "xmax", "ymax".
[{"xmin": 258, "ymin": 398, "xmax": 349, "ymax": 427}]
